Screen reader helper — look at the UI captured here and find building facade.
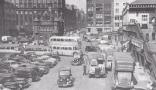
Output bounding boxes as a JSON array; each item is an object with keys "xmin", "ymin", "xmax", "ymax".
[
  {"xmin": 123, "ymin": 0, "xmax": 156, "ymax": 42},
  {"xmin": 13, "ymin": 0, "xmax": 65, "ymax": 39},
  {"xmin": 86, "ymin": 0, "xmax": 113, "ymax": 34},
  {"xmin": 64, "ymin": 5, "xmax": 77, "ymax": 32},
  {"xmin": 0, "ymin": 0, "xmax": 17, "ymax": 38},
  {"xmin": 64, "ymin": 5, "xmax": 86, "ymax": 33},
  {"xmin": 122, "ymin": 0, "xmax": 156, "ymax": 79},
  {"xmin": 113, "ymin": 0, "xmax": 135, "ymax": 31}
]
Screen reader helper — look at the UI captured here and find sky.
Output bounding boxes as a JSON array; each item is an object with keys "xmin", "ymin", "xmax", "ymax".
[{"xmin": 66, "ymin": 0, "xmax": 86, "ymax": 12}]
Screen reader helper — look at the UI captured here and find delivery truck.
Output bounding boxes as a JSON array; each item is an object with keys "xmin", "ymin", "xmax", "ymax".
[{"xmin": 113, "ymin": 52, "xmax": 135, "ymax": 90}]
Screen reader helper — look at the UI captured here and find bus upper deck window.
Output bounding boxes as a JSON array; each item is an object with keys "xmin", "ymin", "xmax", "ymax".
[
  {"xmin": 57, "ymin": 39, "xmax": 60, "ymax": 41},
  {"xmin": 61, "ymin": 47, "xmax": 64, "ymax": 50},
  {"xmin": 57, "ymin": 47, "xmax": 60, "ymax": 49},
  {"xmin": 64, "ymin": 47, "xmax": 68, "ymax": 50},
  {"xmin": 68, "ymin": 39, "xmax": 71, "ymax": 41},
  {"xmin": 69, "ymin": 47, "xmax": 72, "ymax": 50},
  {"xmin": 53, "ymin": 39, "xmax": 56, "ymax": 41},
  {"xmin": 11, "ymin": 47, "xmax": 14, "ymax": 50},
  {"xmin": 61, "ymin": 39, "xmax": 64, "ymax": 41},
  {"xmin": 7, "ymin": 47, "xmax": 10, "ymax": 49}
]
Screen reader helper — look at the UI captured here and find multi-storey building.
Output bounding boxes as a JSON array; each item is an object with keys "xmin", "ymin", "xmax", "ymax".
[
  {"xmin": 64, "ymin": 5, "xmax": 86, "ymax": 32},
  {"xmin": 0, "ymin": 0, "xmax": 17, "ymax": 38},
  {"xmin": 113, "ymin": 0, "xmax": 135, "ymax": 31},
  {"xmin": 86, "ymin": 0, "xmax": 113, "ymax": 34},
  {"xmin": 123, "ymin": 0, "xmax": 156, "ymax": 42},
  {"xmin": 13, "ymin": 0, "xmax": 65, "ymax": 39},
  {"xmin": 64, "ymin": 5, "xmax": 77, "ymax": 32},
  {"xmin": 122, "ymin": 0, "xmax": 156, "ymax": 78}
]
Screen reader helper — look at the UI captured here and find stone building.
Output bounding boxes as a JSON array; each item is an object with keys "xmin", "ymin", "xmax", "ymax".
[
  {"xmin": 0, "ymin": 0, "xmax": 17, "ymax": 38},
  {"xmin": 86, "ymin": 0, "xmax": 113, "ymax": 34}
]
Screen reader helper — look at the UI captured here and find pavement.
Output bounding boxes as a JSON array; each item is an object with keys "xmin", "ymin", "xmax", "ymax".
[{"xmin": 25, "ymin": 56, "xmax": 113, "ymax": 90}]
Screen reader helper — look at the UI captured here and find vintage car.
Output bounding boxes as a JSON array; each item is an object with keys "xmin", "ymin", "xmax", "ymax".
[
  {"xmin": 0, "ymin": 68, "xmax": 29, "ymax": 90},
  {"xmin": 44, "ymin": 58, "xmax": 57, "ymax": 67},
  {"xmin": 31, "ymin": 61, "xmax": 50, "ymax": 76},
  {"xmin": 88, "ymin": 58, "xmax": 106, "ymax": 78},
  {"xmin": 3, "ymin": 60, "xmax": 20, "ymax": 70},
  {"xmin": 57, "ymin": 67, "xmax": 73, "ymax": 87},
  {"xmin": 14, "ymin": 63, "xmax": 41, "ymax": 82},
  {"xmin": 71, "ymin": 52, "xmax": 83, "ymax": 66},
  {"xmin": 51, "ymin": 54, "xmax": 61, "ymax": 62},
  {"xmin": 2, "ymin": 76, "xmax": 30, "ymax": 90},
  {"xmin": 46, "ymin": 53, "xmax": 61, "ymax": 62}
]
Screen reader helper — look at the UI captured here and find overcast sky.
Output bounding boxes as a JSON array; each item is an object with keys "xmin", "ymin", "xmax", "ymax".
[{"xmin": 66, "ymin": 0, "xmax": 86, "ymax": 12}]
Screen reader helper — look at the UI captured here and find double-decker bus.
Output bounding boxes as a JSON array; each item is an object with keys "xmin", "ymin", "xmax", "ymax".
[
  {"xmin": 0, "ymin": 44, "xmax": 20, "ymax": 54},
  {"xmin": 49, "ymin": 36, "xmax": 82, "ymax": 56}
]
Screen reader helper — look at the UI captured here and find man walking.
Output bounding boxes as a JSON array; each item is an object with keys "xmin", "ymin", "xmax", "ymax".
[
  {"xmin": 83, "ymin": 55, "xmax": 87, "ymax": 76},
  {"xmin": 83, "ymin": 64, "xmax": 87, "ymax": 75}
]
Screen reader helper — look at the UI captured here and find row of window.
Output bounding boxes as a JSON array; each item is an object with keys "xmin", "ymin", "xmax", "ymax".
[
  {"xmin": 50, "ymin": 38, "xmax": 76, "ymax": 42},
  {"xmin": 146, "ymin": 33, "xmax": 156, "ymax": 41},
  {"xmin": 115, "ymin": 15, "xmax": 122, "ymax": 20},
  {"xmin": 115, "ymin": 3, "xmax": 126, "ymax": 6},
  {"xmin": 25, "ymin": 48, "xmax": 49, "ymax": 51},
  {"xmin": 52, "ymin": 46, "xmax": 78, "ymax": 50},
  {"xmin": 0, "ymin": 47, "xmax": 16, "ymax": 50}
]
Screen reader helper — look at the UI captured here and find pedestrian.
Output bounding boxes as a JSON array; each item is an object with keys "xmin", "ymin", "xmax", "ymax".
[{"xmin": 83, "ymin": 64, "xmax": 87, "ymax": 76}]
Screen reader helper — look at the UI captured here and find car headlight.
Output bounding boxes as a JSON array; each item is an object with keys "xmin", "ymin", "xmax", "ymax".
[
  {"xmin": 39, "ymin": 67, "xmax": 45, "ymax": 70},
  {"xmin": 114, "ymin": 81, "xmax": 119, "ymax": 88},
  {"xmin": 130, "ymin": 82, "xmax": 134, "ymax": 87}
]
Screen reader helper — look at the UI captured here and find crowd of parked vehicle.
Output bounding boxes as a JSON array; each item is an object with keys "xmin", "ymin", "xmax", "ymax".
[{"xmin": 0, "ymin": 52, "xmax": 60, "ymax": 90}]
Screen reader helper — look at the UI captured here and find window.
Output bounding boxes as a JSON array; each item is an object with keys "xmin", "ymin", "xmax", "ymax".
[
  {"xmin": 57, "ymin": 39, "xmax": 60, "ymax": 41},
  {"xmin": 115, "ymin": 8, "xmax": 119, "ymax": 13},
  {"xmin": 115, "ymin": 23, "xmax": 120, "ymax": 27},
  {"xmin": 53, "ymin": 47, "xmax": 56, "ymax": 49},
  {"xmin": 97, "ymin": 28, "xmax": 102, "ymax": 32},
  {"xmin": 123, "ymin": 3, "xmax": 126, "ymax": 6},
  {"xmin": 88, "ymin": 28, "xmax": 91, "ymax": 32},
  {"xmin": 69, "ymin": 47, "xmax": 72, "ymax": 50},
  {"xmin": 116, "ymin": 3, "xmax": 119, "ymax": 6},
  {"xmin": 141, "ymin": 24, "xmax": 148, "ymax": 29},
  {"xmin": 96, "ymin": 14, "xmax": 103, "ymax": 18},
  {"xmin": 152, "ymin": 33, "xmax": 155, "ymax": 40},
  {"xmin": 142, "ymin": 15, "xmax": 148, "ymax": 21},
  {"xmin": 130, "ymin": 19, "xmax": 136, "ymax": 23},
  {"xmin": 115, "ymin": 16, "xmax": 121, "ymax": 20},
  {"xmin": 146, "ymin": 33, "xmax": 149, "ymax": 41},
  {"xmin": 57, "ymin": 47, "xmax": 60, "ymax": 49},
  {"xmin": 61, "ymin": 39, "xmax": 64, "ymax": 41},
  {"xmin": 64, "ymin": 47, "xmax": 68, "ymax": 50}
]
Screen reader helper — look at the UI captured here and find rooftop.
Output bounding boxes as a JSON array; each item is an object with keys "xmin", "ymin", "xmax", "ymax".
[{"xmin": 131, "ymin": 0, "xmax": 156, "ymax": 4}]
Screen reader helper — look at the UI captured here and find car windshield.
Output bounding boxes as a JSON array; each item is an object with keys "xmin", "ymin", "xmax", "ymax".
[
  {"xmin": 97, "ymin": 60, "xmax": 104, "ymax": 64},
  {"xmin": 91, "ymin": 60, "xmax": 98, "ymax": 66},
  {"xmin": 60, "ymin": 71, "xmax": 70, "ymax": 76}
]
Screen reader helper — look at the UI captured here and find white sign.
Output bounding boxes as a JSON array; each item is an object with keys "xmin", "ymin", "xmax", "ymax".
[{"xmin": 131, "ymin": 38, "xmax": 143, "ymax": 49}]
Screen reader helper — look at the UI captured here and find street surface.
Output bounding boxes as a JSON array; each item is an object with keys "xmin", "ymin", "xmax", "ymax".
[{"xmin": 26, "ymin": 56, "xmax": 113, "ymax": 90}]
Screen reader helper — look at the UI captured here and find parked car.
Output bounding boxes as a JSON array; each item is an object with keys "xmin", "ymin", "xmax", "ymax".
[
  {"xmin": 57, "ymin": 67, "xmax": 74, "ymax": 87},
  {"xmin": 2, "ymin": 76, "xmax": 30, "ymax": 90},
  {"xmin": 0, "ymin": 69, "xmax": 23, "ymax": 90},
  {"xmin": 31, "ymin": 61, "xmax": 50, "ymax": 76},
  {"xmin": 14, "ymin": 63, "xmax": 41, "ymax": 82}
]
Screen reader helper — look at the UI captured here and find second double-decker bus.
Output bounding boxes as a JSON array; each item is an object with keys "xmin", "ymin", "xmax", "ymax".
[{"xmin": 49, "ymin": 36, "xmax": 82, "ymax": 56}]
